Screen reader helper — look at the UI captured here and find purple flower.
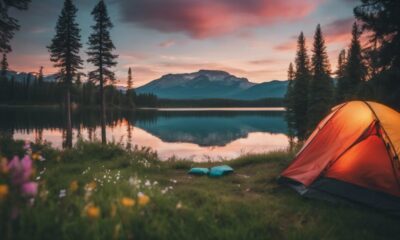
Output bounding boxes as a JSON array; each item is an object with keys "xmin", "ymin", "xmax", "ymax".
[
  {"xmin": 8, "ymin": 155, "xmax": 35, "ymax": 188},
  {"xmin": 21, "ymin": 182, "xmax": 38, "ymax": 197},
  {"xmin": 23, "ymin": 140, "xmax": 31, "ymax": 151},
  {"xmin": 21, "ymin": 155, "xmax": 33, "ymax": 182}
]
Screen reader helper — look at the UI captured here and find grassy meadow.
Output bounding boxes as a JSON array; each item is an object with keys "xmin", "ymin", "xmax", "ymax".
[{"xmin": 0, "ymin": 139, "xmax": 399, "ymax": 240}]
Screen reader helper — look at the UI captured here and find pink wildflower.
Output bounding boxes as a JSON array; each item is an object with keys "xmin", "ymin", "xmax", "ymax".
[{"xmin": 21, "ymin": 182, "xmax": 38, "ymax": 197}]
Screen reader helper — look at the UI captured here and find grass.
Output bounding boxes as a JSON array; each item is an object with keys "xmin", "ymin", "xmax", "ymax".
[{"xmin": 0, "ymin": 139, "xmax": 399, "ymax": 240}]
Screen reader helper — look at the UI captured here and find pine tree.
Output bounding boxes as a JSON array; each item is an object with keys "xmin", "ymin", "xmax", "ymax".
[
  {"xmin": 344, "ymin": 23, "xmax": 366, "ymax": 98},
  {"xmin": 0, "ymin": 0, "xmax": 31, "ymax": 53},
  {"xmin": 87, "ymin": 0, "xmax": 118, "ymax": 144},
  {"xmin": 308, "ymin": 24, "xmax": 334, "ymax": 130},
  {"xmin": 48, "ymin": 0, "xmax": 83, "ymax": 148},
  {"xmin": 355, "ymin": 0, "xmax": 400, "ymax": 108},
  {"xmin": 292, "ymin": 32, "xmax": 311, "ymax": 139},
  {"xmin": 127, "ymin": 67, "xmax": 133, "ymax": 90},
  {"xmin": 1, "ymin": 54, "xmax": 8, "ymax": 78},
  {"xmin": 125, "ymin": 67, "xmax": 135, "ymax": 108},
  {"xmin": 285, "ymin": 62, "xmax": 295, "ymax": 130},
  {"xmin": 37, "ymin": 66, "xmax": 44, "ymax": 84},
  {"xmin": 335, "ymin": 49, "xmax": 347, "ymax": 102}
]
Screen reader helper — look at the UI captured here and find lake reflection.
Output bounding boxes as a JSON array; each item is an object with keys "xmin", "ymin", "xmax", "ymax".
[{"xmin": 1, "ymin": 107, "xmax": 291, "ymax": 161}]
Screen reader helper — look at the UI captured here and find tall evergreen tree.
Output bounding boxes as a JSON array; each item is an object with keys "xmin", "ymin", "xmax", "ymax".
[
  {"xmin": 0, "ymin": 0, "xmax": 31, "ymax": 53},
  {"xmin": 37, "ymin": 66, "xmax": 44, "ymax": 84},
  {"xmin": 1, "ymin": 53, "xmax": 8, "ymax": 77},
  {"xmin": 355, "ymin": 0, "xmax": 400, "ymax": 108},
  {"xmin": 48, "ymin": 0, "xmax": 83, "ymax": 148},
  {"xmin": 127, "ymin": 67, "xmax": 133, "ymax": 90},
  {"xmin": 344, "ymin": 23, "xmax": 366, "ymax": 99},
  {"xmin": 125, "ymin": 67, "xmax": 135, "ymax": 107},
  {"xmin": 292, "ymin": 32, "xmax": 311, "ymax": 139},
  {"xmin": 285, "ymin": 62, "xmax": 295, "ymax": 130},
  {"xmin": 87, "ymin": 0, "xmax": 118, "ymax": 144},
  {"xmin": 335, "ymin": 49, "xmax": 347, "ymax": 102},
  {"xmin": 308, "ymin": 24, "xmax": 334, "ymax": 130}
]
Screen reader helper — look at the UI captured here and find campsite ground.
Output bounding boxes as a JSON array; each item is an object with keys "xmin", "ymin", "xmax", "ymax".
[{"xmin": 1, "ymin": 139, "xmax": 399, "ymax": 240}]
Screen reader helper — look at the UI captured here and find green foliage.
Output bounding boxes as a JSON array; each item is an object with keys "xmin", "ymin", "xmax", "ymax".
[
  {"xmin": 87, "ymin": 0, "xmax": 118, "ymax": 97},
  {"xmin": 336, "ymin": 49, "xmax": 347, "ymax": 103},
  {"xmin": 285, "ymin": 62, "xmax": 296, "ymax": 131},
  {"xmin": 355, "ymin": 0, "xmax": 400, "ymax": 109},
  {"xmin": 0, "ymin": 0, "xmax": 31, "ymax": 53},
  {"xmin": 337, "ymin": 23, "xmax": 367, "ymax": 103},
  {"xmin": 308, "ymin": 24, "xmax": 334, "ymax": 130},
  {"xmin": 48, "ymin": 0, "xmax": 83, "ymax": 86},
  {"xmin": 290, "ymin": 32, "xmax": 311, "ymax": 139},
  {"xmin": 1, "ymin": 141, "xmax": 400, "ymax": 240}
]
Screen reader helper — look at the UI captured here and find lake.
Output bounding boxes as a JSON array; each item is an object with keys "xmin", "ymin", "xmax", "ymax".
[{"xmin": 0, "ymin": 107, "xmax": 292, "ymax": 161}]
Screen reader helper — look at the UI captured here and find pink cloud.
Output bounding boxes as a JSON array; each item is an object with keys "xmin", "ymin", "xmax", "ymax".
[
  {"xmin": 324, "ymin": 18, "xmax": 354, "ymax": 44},
  {"xmin": 274, "ymin": 41, "xmax": 297, "ymax": 51},
  {"xmin": 118, "ymin": 0, "xmax": 320, "ymax": 39}
]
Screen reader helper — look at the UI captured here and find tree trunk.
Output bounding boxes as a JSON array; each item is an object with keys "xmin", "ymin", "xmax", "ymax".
[
  {"xmin": 65, "ymin": 87, "xmax": 73, "ymax": 148},
  {"xmin": 100, "ymin": 79, "xmax": 106, "ymax": 144}
]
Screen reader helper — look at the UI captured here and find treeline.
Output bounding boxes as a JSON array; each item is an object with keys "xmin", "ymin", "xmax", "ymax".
[
  {"xmin": 158, "ymin": 98, "xmax": 283, "ymax": 108},
  {"xmin": 286, "ymin": 0, "xmax": 400, "ymax": 139},
  {"xmin": 0, "ymin": 69, "xmax": 157, "ymax": 108}
]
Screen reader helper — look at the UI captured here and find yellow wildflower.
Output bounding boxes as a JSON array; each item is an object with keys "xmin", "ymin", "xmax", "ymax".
[
  {"xmin": 138, "ymin": 192, "xmax": 150, "ymax": 206},
  {"xmin": 31, "ymin": 153, "xmax": 40, "ymax": 161},
  {"xmin": 69, "ymin": 180, "xmax": 79, "ymax": 193},
  {"xmin": 121, "ymin": 197, "xmax": 135, "ymax": 207},
  {"xmin": 85, "ymin": 181, "xmax": 97, "ymax": 191},
  {"xmin": 0, "ymin": 184, "xmax": 9, "ymax": 200},
  {"xmin": 86, "ymin": 204, "xmax": 101, "ymax": 219}
]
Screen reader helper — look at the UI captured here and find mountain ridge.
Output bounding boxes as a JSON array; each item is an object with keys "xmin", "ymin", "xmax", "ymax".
[{"xmin": 136, "ymin": 70, "xmax": 287, "ymax": 100}]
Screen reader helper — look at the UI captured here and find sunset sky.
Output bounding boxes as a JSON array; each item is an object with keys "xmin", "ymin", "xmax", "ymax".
[{"xmin": 9, "ymin": 0, "xmax": 359, "ymax": 87}]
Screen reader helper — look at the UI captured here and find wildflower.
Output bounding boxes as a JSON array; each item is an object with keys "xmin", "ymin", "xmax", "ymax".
[
  {"xmin": 23, "ymin": 140, "xmax": 31, "ymax": 151},
  {"xmin": 8, "ymin": 155, "xmax": 34, "ymax": 185},
  {"xmin": 31, "ymin": 153, "xmax": 41, "ymax": 161},
  {"xmin": 85, "ymin": 181, "xmax": 97, "ymax": 191},
  {"xmin": 0, "ymin": 157, "xmax": 9, "ymax": 174},
  {"xmin": 21, "ymin": 182, "xmax": 38, "ymax": 197},
  {"xmin": 0, "ymin": 184, "xmax": 9, "ymax": 200},
  {"xmin": 144, "ymin": 180, "xmax": 151, "ymax": 187},
  {"xmin": 86, "ymin": 204, "xmax": 101, "ymax": 219},
  {"xmin": 59, "ymin": 189, "xmax": 67, "ymax": 198},
  {"xmin": 161, "ymin": 188, "xmax": 168, "ymax": 195},
  {"xmin": 120, "ymin": 197, "xmax": 135, "ymax": 207},
  {"xmin": 176, "ymin": 201, "xmax": 183, "ymax": 209},
  {"xmin": 69, "ymin": 180, "xmax": 79, "ymax": 193},
  {"xmin": 137, "ymin": 192, "xmax": 150, "ymax": 206}
]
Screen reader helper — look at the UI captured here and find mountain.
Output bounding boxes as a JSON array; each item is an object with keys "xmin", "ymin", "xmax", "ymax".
[
  {"xmin": 230, "ymin": 80, "xmax": 288, "ymax": 100},
  {"xmin": 3, "ymin": 70, "xmax": 57, "ymax": 83},
  {"xmin": 136, "ymin": 70, "xmax": 287, "ymax": 100}
]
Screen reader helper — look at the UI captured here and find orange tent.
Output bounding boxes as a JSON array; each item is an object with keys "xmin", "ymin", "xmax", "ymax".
[{"xmin": 280, "ymin": 101, "xmax": 400, "ymax": 212}]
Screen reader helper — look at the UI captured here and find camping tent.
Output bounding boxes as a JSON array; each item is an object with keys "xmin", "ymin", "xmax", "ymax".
[{"xmin": 279, "ymin": 101, "xmax": 400, "ymax": 212}]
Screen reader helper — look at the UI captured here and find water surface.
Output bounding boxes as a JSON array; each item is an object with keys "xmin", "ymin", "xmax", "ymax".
[{"xmin": 1, "ymin": 107, "xmax": 291, "ymax": 161}]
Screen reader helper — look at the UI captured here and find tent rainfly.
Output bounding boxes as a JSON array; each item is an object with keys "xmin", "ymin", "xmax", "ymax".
[{"xmin": 279, "ymin": 101, "xmax": 400, "ymax": 213}]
